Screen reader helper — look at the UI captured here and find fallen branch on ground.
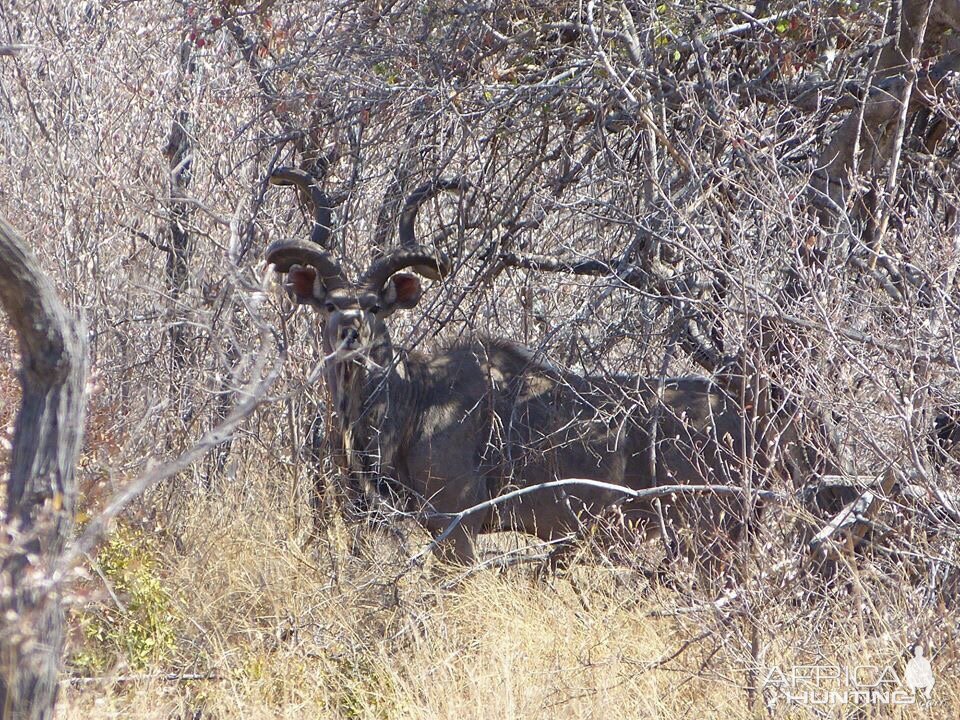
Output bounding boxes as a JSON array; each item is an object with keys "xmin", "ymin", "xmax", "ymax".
[
  {"xmin": 65, "ymin": 673, "xmax": 222, "ymax": 687},
  {"xmin": 412, "ymin": 479, "xmax": 783, "ymax": 565}
]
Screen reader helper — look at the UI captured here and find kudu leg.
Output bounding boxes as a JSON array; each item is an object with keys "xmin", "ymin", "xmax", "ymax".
[
  {"xmin": 541, "ymin": 538, "xmax": 580, "ymax": 574},
  {"xmin": 431, "ymin": 520, "xmax": 483, "ymax": 565}
]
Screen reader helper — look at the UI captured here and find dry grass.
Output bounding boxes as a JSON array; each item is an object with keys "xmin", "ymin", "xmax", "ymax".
[{"xmin": 57, "ymin": 473, "xmax": 960, "ymax": 720}]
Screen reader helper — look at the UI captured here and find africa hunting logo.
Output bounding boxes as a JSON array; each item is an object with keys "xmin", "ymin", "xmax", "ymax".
[{"xmin": 761, "ymin": 645, "xmax": 935, "ymax": 707}]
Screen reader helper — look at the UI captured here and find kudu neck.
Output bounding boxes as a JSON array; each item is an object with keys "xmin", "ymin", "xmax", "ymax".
[
  {"xmin": 323, "ymin": 323, "xmax": 406, "ymax": 426},
  {"xmin": 323, "ymin": 322, "xmax": 413, "ymax": 503}
]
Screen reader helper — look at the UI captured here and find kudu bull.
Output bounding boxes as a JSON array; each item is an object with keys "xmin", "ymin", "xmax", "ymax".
[{"xmin": 266, "ymin": 168, "xmax": 830, "ymax": 568}]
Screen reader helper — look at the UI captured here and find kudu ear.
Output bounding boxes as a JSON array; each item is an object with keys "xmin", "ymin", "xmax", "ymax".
[
  {"xmin": 285, "ymin": 264, "xmax": 327, "ymax": 307},
  {"xmin": 380, "ymin": 272, "xmax": 423, "ymax": 312}
]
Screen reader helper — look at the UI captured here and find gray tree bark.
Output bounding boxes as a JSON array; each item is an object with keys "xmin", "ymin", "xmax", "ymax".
[
  {"xmin": 0, "ymin": 217, "xmax": 87, "ymax": 720},
  {"xmin": 163, "ymin": 40, "xmax": 195, "ymax": 383}
]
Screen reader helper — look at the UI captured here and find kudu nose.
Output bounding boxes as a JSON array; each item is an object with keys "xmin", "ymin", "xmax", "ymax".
[{"xmin": 340, "ymin": 327, "xmax": 359, "ymax": 345}]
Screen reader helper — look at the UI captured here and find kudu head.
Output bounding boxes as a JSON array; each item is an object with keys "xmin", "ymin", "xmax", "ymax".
[{"xmin": 265, "ymin": 167, "xmax": 464, "ymax": 363}]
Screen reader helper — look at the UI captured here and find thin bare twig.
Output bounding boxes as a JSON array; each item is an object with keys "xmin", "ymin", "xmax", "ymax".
[{"xmin": 57, "ymin": 320, "xmax": 283, "ymax": 575}]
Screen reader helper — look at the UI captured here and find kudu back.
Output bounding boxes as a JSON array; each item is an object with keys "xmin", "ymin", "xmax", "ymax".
[{"xmin": 266, "ymin": 169, "xmax": 791, "ymax": 567}]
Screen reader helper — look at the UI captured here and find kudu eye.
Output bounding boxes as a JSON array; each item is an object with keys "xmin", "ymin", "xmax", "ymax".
[
  {"xmin": 369, "ymin": 304, "xmax": 381, "ymax": 315},
  {"xmin": 324, "ymin": 302, "xmax": 336, "ymax": 313}
]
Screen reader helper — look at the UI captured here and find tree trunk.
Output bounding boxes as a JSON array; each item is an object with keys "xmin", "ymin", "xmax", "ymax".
[
  {"xmin": 0, "ymin": 217, "xmax": 87, "ymax": 720},
  {"xmin": 163, "ymin": 40, "xmax": 196, "ymax": 390}
]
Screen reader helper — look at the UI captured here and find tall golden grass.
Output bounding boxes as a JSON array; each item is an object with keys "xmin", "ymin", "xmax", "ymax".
[{"xmin": 59, "ymin": 475, "xmax": 960, "ymax": 720}]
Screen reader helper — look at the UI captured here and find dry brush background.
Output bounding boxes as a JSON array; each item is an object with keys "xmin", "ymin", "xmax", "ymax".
[{"xmin": 3, "ymin": 0, "xmax": 960, "ymax": 717}]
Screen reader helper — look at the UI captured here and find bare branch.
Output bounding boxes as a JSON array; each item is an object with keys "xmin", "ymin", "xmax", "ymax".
[{"xmin": 412, "ymin": 479, "xmax": 783, "ymax": 566}]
